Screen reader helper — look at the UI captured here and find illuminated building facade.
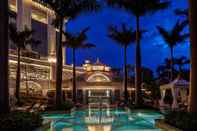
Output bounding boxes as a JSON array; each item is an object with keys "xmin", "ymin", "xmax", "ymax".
[
  {"xmin": 8, "ymin": 0, "xmax": 79, "ymax": 98},
  {"xmin": 8, "ymin": 0, "xmax": 133, "ymax": 104},
  {"xmin": 71, "ymin": 59, "xmax": 134, "ymax": 104}
]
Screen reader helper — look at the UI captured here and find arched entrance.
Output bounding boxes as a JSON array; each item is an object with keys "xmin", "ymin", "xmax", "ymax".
[
  {"xmin": 84, "ymin": 73, "xmax": 113, "ymax": 104},
  {"xmin": 87, "ymin": 73, "xmax": 111, "ymax": 83}
]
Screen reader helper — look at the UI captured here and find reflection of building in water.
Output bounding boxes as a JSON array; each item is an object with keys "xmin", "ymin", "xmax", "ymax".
[{"xmin": 8, "ymin": 0, "xmax": 135, "ymax": 103}]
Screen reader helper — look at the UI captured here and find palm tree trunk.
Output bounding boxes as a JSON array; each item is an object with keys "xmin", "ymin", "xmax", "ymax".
[
  {"xmin": 188, "ymin": 0, "xmax": 197, "ymax": 112},
  {"xmin": 135, "ymin": 15, "xmax": 142, "ymax": 106},
  {"xmin": 72, "ymin": 48, "xmax": 76, "ymax": 103},
  {"xmin": 124, "ymin": 46, "xmax": 128, "ymax": 104},
  {"xmin": 0, "ymin": 0, "xmax": 9, "ymax": 114},
  {"xmin": 56, "ymin": 17, "xmax": 63, "ymax": 109},
  {"xmin": 15, "ymin": 47, "xmax": 21, "ymax": 103},
  {"xmin": 179, "ymin": 64, "xmax": 183, "ymax": 73},
  {"xmin": 170, "ymin": 47, "xmax": 174, "ymax": 81}
]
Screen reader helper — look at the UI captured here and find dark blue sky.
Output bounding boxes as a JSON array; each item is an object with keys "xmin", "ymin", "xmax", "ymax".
[{"xmin": 66, "ymin": 0, "xmax": 189, "ymax": 71}]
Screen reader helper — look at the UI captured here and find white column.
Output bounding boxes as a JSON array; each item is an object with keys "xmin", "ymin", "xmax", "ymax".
[
  {"xmin": 159, "ymin": 89, "xmax": 166, "ymax": 107},
  {"xmin": 17, "ymin": 0, "xmax": 32, "ymax": 31},
  {"xmin": 62, "ymin": 46, "xmax": 66, "ymax": 65},
  {"xmin": 62, "ymin": 19, "xmax": 68, "ymax": 65},
  {"xmin": 47, "ymin": 13, "xmax": 56, "ymax": 57},
  {"xmin": 47, "ymin": 13, "xmax": 57, "ymax": 84}
]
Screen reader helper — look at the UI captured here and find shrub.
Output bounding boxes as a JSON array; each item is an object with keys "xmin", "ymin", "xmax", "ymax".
[
  {"xmin": 165, "ymin": 111, "xmax": 197, "ymax": 130},
  {"xmin": 58, "ymin": 100, "xmax": 74, "ymax": 111},
  {"xmin": 0, "ymin": 112, "xmax": 43, "ymax": 131},
  {"xmin": 46, "ymin": 100, "xmax": 74, "ymax": 111}
]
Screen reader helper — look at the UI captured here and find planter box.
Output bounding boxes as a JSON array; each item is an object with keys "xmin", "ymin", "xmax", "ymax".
[{"xmin": 155, "ymin": 119, "xmax": 182, "ymax": 131}]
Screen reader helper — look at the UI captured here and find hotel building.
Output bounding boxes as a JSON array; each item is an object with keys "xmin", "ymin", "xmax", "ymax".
[{"xmin": 8, "ymin": 0, "xmax": 134, "ymax": 104}]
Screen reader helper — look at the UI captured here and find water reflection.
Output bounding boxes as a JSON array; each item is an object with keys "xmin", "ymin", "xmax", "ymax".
[{"xmin": 44, "ymin": 108, "xmax": 163, "ymax": 131}]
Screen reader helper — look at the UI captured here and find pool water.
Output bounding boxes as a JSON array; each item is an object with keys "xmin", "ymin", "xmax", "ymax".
[{"xmin": 43, "ymin": 108, "xmax": 163, "ymax": 131}]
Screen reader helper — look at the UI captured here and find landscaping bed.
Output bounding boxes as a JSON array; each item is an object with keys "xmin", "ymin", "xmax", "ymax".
[
  {"xmin": 0, "ymin": 112, "xmax": 43, "ymax": 131},
  {"xmin": 156, "ymin": 111, "xmax": 197, "ymax": 130}
]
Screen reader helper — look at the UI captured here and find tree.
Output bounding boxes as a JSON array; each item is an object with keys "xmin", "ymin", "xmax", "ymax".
[
  {"xmin": 63, "ymin": 27, "xmax": 95, "ymax": 103},
  {"xmin": 108, "ymin": 23, "xmax": 136, "ymax": 104},
  {"xmin": 0, "ymin": 0, "xmax": 9, "ymax": 113},
  {"xmin": 107, "ymin": 0, "xmax": 169, "ymax": 106},
  {"xmin": 157, "ymin": 20, "xmax": 189, "ymax": 81},
  {"xmin": 9, "ymin": 23, "xmax": 40, "ymax": 104},
  {"xmin": 43, "ymin": 0, "xmax": 100, "ymax": 108},
  {"xmin": 174, "ymin": 56, "xmax": 190, "ymax": 72},
  {"xmin": 188, "ymin": 0, "xmax": 197, "ymax": 112}
]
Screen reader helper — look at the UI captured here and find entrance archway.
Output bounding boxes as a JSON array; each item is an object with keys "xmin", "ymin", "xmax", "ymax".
[{"xmin": 87, "ymin": 73, "xmax": 111, "ymax": 83}]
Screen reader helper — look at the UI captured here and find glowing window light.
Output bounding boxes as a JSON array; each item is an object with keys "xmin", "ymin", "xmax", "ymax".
[
  {"xmin": 106, "ymin": 90, "xmax": 110, "ymax": 97},
  {"xmin": 88, "ymin": 90, "xmax": 91, "ymax": 97}
]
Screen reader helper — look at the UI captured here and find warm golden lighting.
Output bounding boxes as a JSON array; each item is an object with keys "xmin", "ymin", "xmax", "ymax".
[
  {"xmin": 83, "ymin": 59, "xmax": 111, "ymax": 72},
  {"xmin": 48, "ymin": 56, "xmax": 56, "ymax": 63},
  {"xmin": 87, "ymin": 125, "xmax": 112, "ymax": 131}
]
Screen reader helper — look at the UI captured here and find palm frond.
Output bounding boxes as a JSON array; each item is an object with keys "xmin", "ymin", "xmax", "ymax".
[
  {"xmin": 146, "ymin": 0, "xmax": 170, "ymax": 14},
  {"xmin": 108, "ymin": 23, "xmax": 136, "ymax": 47},
  {"xmin": 9, "ymin": 23, "xmax": 40, "ymax": 49},
  {"xmin": 157, "ymin": 20, "xmax": 189, "ymax": 48},
  {"xmin": 63, "ymin": 27, "xmax": 94, "ymax": 49},
  {"xmin": 106, "ymin": 0, "xmax": 170, "ymax": 16},
  {"xmin": 172, "ymin": 20, "xmax": 188, "ymax": 37},
  {"xmin": 68, "ymin": 0, "xmax": 100, "ymax": 19},
  {"xmin": 157, "ymin": 26, "xmax": 172, "ymax": 46}
]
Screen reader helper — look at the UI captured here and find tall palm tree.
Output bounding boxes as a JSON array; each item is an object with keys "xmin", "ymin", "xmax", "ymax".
[
  {"xmin": 188, "ymin": 0, "xmax": 197, "ymax": 112},
  {"xmin": 174, "ymin": 56, "xmax": 190, "ymax": 72},
  {"xmin": 107, "ymin": 0, "xmax": 169, "ymax": 106},
  {"xmin": 157, "ymin": 20, "xmax": 189, "ymax": 81},
  {"xmin": 9, "ymin": 23, "xmax": 40, "ymax": 104},
  {"xmin": 43, "ymin": 0, "xmax": 100, "ymax": 108},
  {"xmin": 108, "ymin": 23, "xmax": 136, "ymax": 104},
  {"xmin": 63, "ymin": 27, "xmax": 95, "ymax": 103},
  {"xmin": 0, "ymin": 0, "xmax": 9, "ymax": 114}
]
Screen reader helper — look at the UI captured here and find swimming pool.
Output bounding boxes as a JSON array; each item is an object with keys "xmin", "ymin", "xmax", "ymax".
[{"xmin": 43, "ymin": 108, "xmax": 163, "ymax": 131}]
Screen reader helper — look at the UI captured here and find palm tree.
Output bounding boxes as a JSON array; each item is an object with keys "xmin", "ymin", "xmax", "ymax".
[
  {"xmin": 157, "ymin": 20, "xmax": 189, "ymax": 81},
  {"xmin": 0, "ymin": 0, "xmax": 9, "ymax": 114},
  {"xmin": 9, "ymin": 23, "xmax": 39, "ymax": 104},
  {"xmin": 43, "ymin": 0, "xmax": 100, "ymax": 108},
  {"xmin": 63, "ymin": 27, "xmax": 95, "ymax": 104},
  {"xmin": 188, "ymin": 0, "xmax": 197, "ymax": 112},
  {"xmin": 174, "ymin": 56, "xmax": 190, "ymax": 72},
  {"xmin": 108, "ymin": 23, "xmax": 136, "ymax": 104},
  {"xmin": 107, "ymin": 0, "xmax": 169, "ymax": 106}
]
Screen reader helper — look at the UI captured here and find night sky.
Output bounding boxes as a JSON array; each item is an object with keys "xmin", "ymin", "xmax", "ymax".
[{"xmin": 66, "ymin": 0, "xmax": 189, "ymax": 71}]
